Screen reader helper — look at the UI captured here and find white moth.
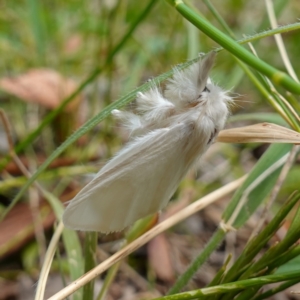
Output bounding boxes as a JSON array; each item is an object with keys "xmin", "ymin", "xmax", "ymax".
[{"xmin": 63, "ymin": 52, "xmax": 232, "ymax": 233}]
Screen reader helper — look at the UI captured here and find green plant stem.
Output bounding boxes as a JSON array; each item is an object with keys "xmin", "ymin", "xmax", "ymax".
[
  {"xmin": 96, "ymin": 261, "xmax": 121, "ymax": 300},
  {"xmin": 83, "ymin": 232, "xmax": 98, "ymax": 300},
  {"xmin": 203, "ymin": 0, "xmax": 235, "ymax": 38},
  {"xmin": 222, "ymin": 144, "xmax": 292, "ymax": 226},
  {"xmin": 27, "ymin": 0, "xmax": 46, "ymax": 64},
  {"xmin": 285, "ymin": 92, "xmax": 300, "ymax": 112},
  {"xmin": 168, "ymin": 0, "xmax": 300, "ymax": 94},
  {"xmin": 96, "ymin": 216, "xmax": 154, "ymax": 300},
  {"xmin": 231, "ymin": 22, "xmax": 300, "ymax": 47},
  {"xmin": 42, "ymin": 190, "xmax": 84, "ymax": 300},
  {"xmin": 154, "ymin": 271, "xmax": 300, "ymax": 300},
  {"xmin": 168, "ymin": 227, "xmax": 226, "ymax": 295},
  {"xmin": 55, "ymin": 247, "xmax": 69, "ymax": 300},
  {"xmin": 268, "ymin": 245, "xmax": 300, "ymax": 271},
  {"xmin": 207, "ymin": 255, "xmax": 232, "ymax": 288},
  {"xmin": 253, "ymin": 279, "xmax": 300, "ymax": 300}
]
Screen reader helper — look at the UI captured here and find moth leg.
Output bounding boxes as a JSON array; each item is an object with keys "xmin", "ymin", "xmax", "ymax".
[{"xmin": 208, "ymin": 128, "xmax": 218, "ymax": 144}]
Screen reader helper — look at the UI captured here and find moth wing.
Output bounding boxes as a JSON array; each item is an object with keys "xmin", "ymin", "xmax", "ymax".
[{"xmin": 63, "ymin": 122, "xmax": 195, "ymax": 233}]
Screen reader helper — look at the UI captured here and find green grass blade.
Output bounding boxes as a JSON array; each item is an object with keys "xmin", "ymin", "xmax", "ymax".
[
  {"xmin": 253, "ymin": 278, "xmax": 300, "ymax": 300},
  {"xmin": 42, "ymin": 191, "xmax": 84, "ymax": 300},
  {"xmin": 167, "ymin": 228, "xmax": 226, "ymax": 295},
  {"xmin": 222, "ymin": 143, "xmax": 292, "ymax": 227},
  {"xmin": 155, "ymin": 271, "xmax": 300, "ymax": 300},
  {"xmin": 83, "ymin": 232, "xmax": 98, "ymax": 300},
  {"xmin": 26, "ymin": 0, "xmax": 46, "ymax": 63}
]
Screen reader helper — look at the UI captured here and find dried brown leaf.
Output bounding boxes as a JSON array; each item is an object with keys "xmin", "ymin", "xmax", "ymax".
[
  {"xmin": 217, "ymin": 122, "xmax": 300, "ymax": 144},
  {"xmin": 0, "ymin": 69, "xmax": 81, "ymax": 111}
]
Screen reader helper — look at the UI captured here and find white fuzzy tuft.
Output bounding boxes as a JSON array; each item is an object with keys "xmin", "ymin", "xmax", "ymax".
[
  {"xmin": 112, "ymin": 109, "xmax": 144, "ymax": 134},
  {"xmin": 136, "ymin": 86, "xmax": 175, "ymax": 123},
  {"xmin": 164, "ymin": 64, "xmax": 202, "ymax": 106},
  {"xmin": 164, "ymin": 52, "xmax": 215, "ymax": 107}
]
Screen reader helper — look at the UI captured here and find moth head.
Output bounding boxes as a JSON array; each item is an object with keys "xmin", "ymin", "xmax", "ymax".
[{"xmin": 164, "ymin": 52, "xmax": 216, "ymax": 107}]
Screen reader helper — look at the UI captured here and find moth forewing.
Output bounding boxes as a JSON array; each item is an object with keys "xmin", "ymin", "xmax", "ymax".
[{"xmin": 63, "ymin": 122, "xmax": 203, "ymax": 232}]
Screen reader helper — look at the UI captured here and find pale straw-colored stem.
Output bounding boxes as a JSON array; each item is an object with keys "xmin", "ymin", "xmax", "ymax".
[{"xmin": 265, "ymin": 0, "xmax": 299, "ymax": 82}]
